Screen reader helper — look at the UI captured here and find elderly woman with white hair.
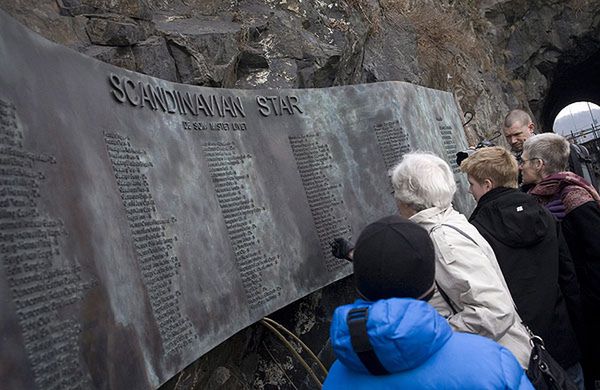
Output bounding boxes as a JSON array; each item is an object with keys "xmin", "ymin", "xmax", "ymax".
[
  {"xmin": 521, "ymin": 133, "xmax": 600, "ymax": 386},
  {"xmin": 389, "ymin": 152, "xmax": 531, "ymax": 368}
]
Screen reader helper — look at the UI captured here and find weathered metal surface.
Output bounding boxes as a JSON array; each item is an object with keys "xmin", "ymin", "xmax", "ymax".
[{"xmin": 0, "ymin": 9, "xmax": 474, "ymax": 390}]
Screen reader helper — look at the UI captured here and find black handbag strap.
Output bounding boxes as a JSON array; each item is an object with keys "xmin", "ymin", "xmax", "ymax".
[
  {"xmin": 428, "ymin": 223, "xmax": 476, "ymax": 315},
  {"xmin": 527, "ymin": 335, "xmax": 577, "ymax": 390},
  {"xmin": 440, "ymin": 223, "xmax": 479, "ymax": 246},
  {"xmin": 434, "ymin": 281, "xmax": 457, "ymax": 315},
  {"xmin": 346, "ymin": 307, "xmax": 389, "ymax": 376}
]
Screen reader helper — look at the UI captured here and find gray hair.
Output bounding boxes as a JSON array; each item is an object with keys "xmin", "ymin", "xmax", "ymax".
[
  {"xmin": 522, "ymin": 133, "xmax": 570, "ymax": 174},
  {"xmin": 390, "ymin": 152, "xmax": 456, "ymax": 210}
]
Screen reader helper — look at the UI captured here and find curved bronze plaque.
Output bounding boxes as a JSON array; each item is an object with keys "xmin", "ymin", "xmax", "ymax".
[{"xmin": 0, "ymin": 9, "xmax": 474, "ymax": 389}]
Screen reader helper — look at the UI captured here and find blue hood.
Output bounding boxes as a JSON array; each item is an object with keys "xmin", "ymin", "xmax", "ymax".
[{"xmin": 330, "ymin": 298, "xmax": 452, "ymax": 374}]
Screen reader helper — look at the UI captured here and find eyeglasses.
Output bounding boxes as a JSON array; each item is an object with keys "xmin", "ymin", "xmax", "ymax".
[{"xmin": 519, "ymin": 157, "xmax": 541, "ymax": 167}]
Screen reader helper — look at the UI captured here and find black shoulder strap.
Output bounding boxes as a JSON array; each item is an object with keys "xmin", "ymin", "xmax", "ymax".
[
  {"xmin": 346, "ymin": 307, "xmax": 389, "ymax": 376},
  {"xmin": 441, "ymin": 223, "xmax": 478, "ymax": 246},
  {"xmin": 434, "ymin": 281, "xmax": 457, "ymax": 315},
  {"xmin": 429, "ymin": 223, "xmax": 477, "ymax": 315}
]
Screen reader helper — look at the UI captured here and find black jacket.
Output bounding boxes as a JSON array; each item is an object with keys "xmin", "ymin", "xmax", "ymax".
[
  {"xmin": 561, "ymin": 201, "xmax": 600, "ymax": 380},
  {"xmin": 562, "ymin": 201, "xmax": 600, "ymax": 316},
  {"xmin": 469, "ymin": 187, "xmax": 580, "ymax": 368}
]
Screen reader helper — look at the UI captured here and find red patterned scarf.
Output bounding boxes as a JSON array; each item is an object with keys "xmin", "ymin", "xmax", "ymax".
[{"xmin": 528, "ymin": 171, "xmax": 600, "ymax": 215}]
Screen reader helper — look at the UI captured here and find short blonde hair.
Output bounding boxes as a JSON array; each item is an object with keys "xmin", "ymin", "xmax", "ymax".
[
  {"xmin": 390, "ymin": 152, "xmax": 456, "ymax": 211},
  {"xmin": 460, "ymin": 146, "xmax": 518, "ymax": 188}
]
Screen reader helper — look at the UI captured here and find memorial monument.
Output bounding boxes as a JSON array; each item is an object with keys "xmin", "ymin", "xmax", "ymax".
[{"xmin": 0, "ymin": 9, "xmax": 474, "ymax": 389}]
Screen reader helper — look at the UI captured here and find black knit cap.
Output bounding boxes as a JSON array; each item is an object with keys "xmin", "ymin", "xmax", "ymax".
[{"xmin": 353, "ymin": 215, "xmax": 436, "ymax": 301}]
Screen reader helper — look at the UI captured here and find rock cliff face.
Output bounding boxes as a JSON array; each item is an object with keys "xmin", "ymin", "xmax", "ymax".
[
  {"xmin": 1, "ymin": 1, "xmax": 598, "ymax": 388},
  {"xmin": 4, "ymin": 1, "xmax": 598, "ymax": 140}
]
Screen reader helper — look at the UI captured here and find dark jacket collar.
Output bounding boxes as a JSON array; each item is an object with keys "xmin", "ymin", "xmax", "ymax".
[{"xmin": 470, "ymin": 187, "xmax": 515, "ymax": 221}]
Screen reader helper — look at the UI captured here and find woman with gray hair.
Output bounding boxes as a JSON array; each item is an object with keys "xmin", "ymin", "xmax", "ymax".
[
  {"xmin": 522, "ymin": 133, "xmax": 600, "ymax": 387},
  {"xmin": 390, "ymin": 152, "xmax": 531, "ymax": 368}
]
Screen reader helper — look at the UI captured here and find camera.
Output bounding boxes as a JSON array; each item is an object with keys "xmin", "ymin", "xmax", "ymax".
[{"xmin": 456, "ymin": 140, "xmax": 495, "ymax": 166}]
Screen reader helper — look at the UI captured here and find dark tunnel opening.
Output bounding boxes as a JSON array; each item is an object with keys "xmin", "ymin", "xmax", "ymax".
[
  {"xmin": 540, "ymin": 47, "xmax": 600, "ymax": 187},
  {"xmin": 541, "ymin": 49, "xmax": 600, "ymax": 132}
]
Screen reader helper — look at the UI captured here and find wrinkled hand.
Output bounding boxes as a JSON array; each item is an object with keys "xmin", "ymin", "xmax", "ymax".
[
  {"xmin": 546, "ymin": 199, "xmax": 566, "ymax": 221},
  {"xmin": 330, "ymin": 238, "xmax": 354, "ymax": 261}
]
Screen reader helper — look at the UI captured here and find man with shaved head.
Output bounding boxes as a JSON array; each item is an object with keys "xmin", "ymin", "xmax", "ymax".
[{"xmin": 503, "ymin": 109, "xmax": 536, "ymax": 158}]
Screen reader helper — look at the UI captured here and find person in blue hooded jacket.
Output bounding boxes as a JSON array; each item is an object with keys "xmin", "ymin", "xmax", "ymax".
[{"xmin": 325, "ymin": 215, "xmax": 533, "ymax": 389}]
